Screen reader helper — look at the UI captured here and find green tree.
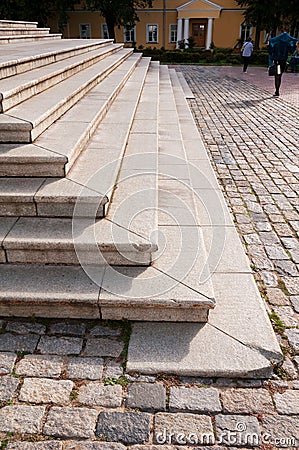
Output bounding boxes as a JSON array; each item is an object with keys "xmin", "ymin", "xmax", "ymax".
[
  {"xmin": 281, "ymin": 0, "xmax": 299, "ymax": 35},
  {"xmin": 85, "ymin": 0, "xmax": 152, "ymax": 42},
  {"xmin": 0, "ymin": 0, "xmax": 78, "ymax": 31},
  {"xmin": 237, "ymin": 0, "xmax": 299, "ymax": 47}
]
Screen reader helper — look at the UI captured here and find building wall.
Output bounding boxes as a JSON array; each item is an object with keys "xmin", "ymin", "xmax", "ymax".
[{"xmin": 50, "ymin": 0, "xmax": 255, "ymax": 50}]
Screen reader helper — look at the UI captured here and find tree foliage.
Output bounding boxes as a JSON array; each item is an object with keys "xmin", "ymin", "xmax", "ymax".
[
  {"xmin": 0, "ymin": 0, "xmax": 78, "ymax": 30},
  {"xmin": 85, "ymin": 0, "xmax": 152, "ymax": 41},
  {"xmin": 237, "ymin": 0, "xmax": 299, "ymax": 44}
]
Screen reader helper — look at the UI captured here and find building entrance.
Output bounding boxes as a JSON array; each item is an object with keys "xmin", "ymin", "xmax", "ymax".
[{"xmin": 191, "ymin": 20, "xmax": 207, "ymax": 47}]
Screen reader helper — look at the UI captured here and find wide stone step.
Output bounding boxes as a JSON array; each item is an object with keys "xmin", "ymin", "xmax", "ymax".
[
  {"xmin": 0, "ymin": 27, "xmax": 51, "ymax": 36},
  {"xmin": 35, "ymin": 56, "xmax": 151, "ymax": 217},
  {"xmin": 0, "ymin": 178, "xmax": 108, "ymax": 218},
  {"xmin": 2, "ymin": 217, "xmax": 157, "ymax": 265},
  {"xmin": 0, "ymin": 20, "xmax": 38, "ymax": 29},
  {"xmin": 0, "ymin": 34, "xmax": 62, "ymax": 45},
  {"xmin": 0, "ymin": 263, "xmax": 214, "ymax": 321},
  {"xmin": 0, "ymin": 42, "xmax": 123, "ymax": 112},
  {"xmin": 0, "ymin": 48, "xmax": 133, "ymax": 143},
  {"xmin": 0, "ymin": 53, "xmax": 144, "ymax": 179},
  {"xmin": 0, "ymin": 39, "xmax": 114, "ymax": 80}
]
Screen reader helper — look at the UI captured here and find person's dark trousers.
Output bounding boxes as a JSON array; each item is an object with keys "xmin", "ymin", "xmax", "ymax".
[
  {"xmin": 243, "ymin": 56, "xmax": 250, "ymax": 72},
  {"xmin": 274, "ymin": 60, "xmax": 287, "ymax": 95}
]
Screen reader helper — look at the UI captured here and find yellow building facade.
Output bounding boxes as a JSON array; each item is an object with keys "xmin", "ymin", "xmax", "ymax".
[{"xmin": 58, "ymin": 0, "xmax": 257, "ymax": 49}]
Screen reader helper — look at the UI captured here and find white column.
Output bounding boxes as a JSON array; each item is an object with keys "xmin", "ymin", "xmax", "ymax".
[
  {"xmin": 183, "ymin": 18, "xmax": 189, "ymax": 45},
  {"xmin": 206, "ymin": 18, "xmax": 213, "ymax": 50},
  {"xmin": 176, "ymin": 18, "xmax": 183, "ymax": 48}
]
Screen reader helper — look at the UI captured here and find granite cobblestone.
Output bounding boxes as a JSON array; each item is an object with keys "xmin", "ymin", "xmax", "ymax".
[{"xmin": 15, "ymin": 354, "xmax": 64, "ymax": 378}]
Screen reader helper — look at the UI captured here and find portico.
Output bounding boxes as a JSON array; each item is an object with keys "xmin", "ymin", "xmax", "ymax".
[{"xmin": 176, "ymin": 0, "xmax": 222, "ymax": 49}]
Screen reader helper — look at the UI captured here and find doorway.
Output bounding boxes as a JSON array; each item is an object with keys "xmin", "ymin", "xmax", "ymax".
[{"xmin": 191, "ymin": 20, "xmax": 207, "ymax": 47}]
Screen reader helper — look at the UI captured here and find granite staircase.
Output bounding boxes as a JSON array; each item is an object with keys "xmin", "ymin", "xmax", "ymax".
[
  {"xmin": 0, "ymin": 20, "xmax": 61, "ymax": 44},
  {"xmin": 0, "ymin": 22, "xmax": 283, "ymax": 378},
  {"xmin": 0, "ymin": 22, "xmax": 215, "ymax": 322}
]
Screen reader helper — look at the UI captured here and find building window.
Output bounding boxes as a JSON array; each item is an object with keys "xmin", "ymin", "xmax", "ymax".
[
  {"xmin": 169, "ymin": 24, "xmax": 177, "ymax": 43},
  {"xmin": 124, "ymin": 25, "xmax": 136, "ymax": 43},
  {"xmin": 79, "ymin": 23, "xmax": 91, "ymax": 39},
  {"xmin": 102, "ymin": 23, "xmax": 109, "ymax": 39},
  {"xmin": 240, "ymin": 23, "xmax": 252, "ymax": 42},
  {"xmin": 146, "ymin": 24, "xmax": 158, "ymax": 43}
]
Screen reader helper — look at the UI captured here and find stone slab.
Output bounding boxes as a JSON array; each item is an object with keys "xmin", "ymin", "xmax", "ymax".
[
  {"xmin": 127, "ymin": 322, "xmax": 279, "ymax": 378},
  {"xmin": 0, "ymin": 264, "xmax": 101, "ymax": 319},
  {"xmin": 99, "ymin": 265, "xmax": 214, "ymax": 322},
  {"xmin": 35, "ymin": 177, "xmax": 108, "ymax": 218},
  {"xmin": 209, "ymin": 273, "xmax": 282, "ymax": 360},
  {"xmin": 4, "ymin": 216, "xmax": 156, "ymax": 266},
  {"xmin": 0, "ymin": 143, "xmax": 66, "ymax": 177}
]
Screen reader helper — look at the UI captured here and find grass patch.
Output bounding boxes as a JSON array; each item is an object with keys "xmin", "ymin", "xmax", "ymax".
[
  {"xmin": 269, "ymin": 311, "xmax": 286, "ymax": 334},
  {"xmin": 103, "ymin": 376, "xmax": 130, "ymax": 387}
]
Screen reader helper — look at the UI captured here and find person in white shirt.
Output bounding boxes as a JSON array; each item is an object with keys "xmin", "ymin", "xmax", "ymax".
[{"xmin": 242, "ymin": 37, "xmax": 253, "ymax": 73}]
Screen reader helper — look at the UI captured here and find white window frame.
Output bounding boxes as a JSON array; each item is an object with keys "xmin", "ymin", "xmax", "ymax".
[
  {"xmin": 146, "ymin": 24, "xmax": 158, "ymax": 44},
  {"xmin": 169, "ymin": 24, "xmax": 177, "ymax": 43},
  {"xmin": 79, "ymin": 23, "xmax": 91, "ymax": 39},
  {"xmin": 102, "ymin": 23, "xmax": 109, "ymax": 39},
  {"xmin": 240, "ymin": 22, "xmax": 252, "ymax": 42},
  {"xmin": 124, "ymin": 24, "xmax": 136, "ymax": 43}
]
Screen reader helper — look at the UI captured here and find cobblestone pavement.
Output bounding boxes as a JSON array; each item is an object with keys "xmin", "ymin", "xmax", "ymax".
[{"xmin": 0, "ymin": 65, "xmax": 299, "ymax": 449}]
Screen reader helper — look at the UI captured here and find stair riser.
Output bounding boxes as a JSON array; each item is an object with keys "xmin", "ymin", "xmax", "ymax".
[
  {"xmin": 5, "ymin": 249, "xmax": 152, "ymax": 265},
  {"xmin": 36, "ymin": 203, "xmax": 105, "ymax": 218},
  {"xmin": 0, "ymin": 35, "xmax": 61, "ymax": 45},
  {"xmin": 1, "ymin": 45, "xmax": 122, "ymax": 112},
  {"xmin": 102, "ymin": 306, "xmax": 209, "ymax": 322},
  {"xmin": 0, "ymin": 129, "xmax": 31, "ymax": 143},
  {"xmin": 0, "ymin": 202, "xmax": 105, "ymax": 218},
  {"xmin": 0, "ymin": 21, "xmax": 38, "ymax": 29},
  {"xmin": 0, "ymin": 41, "xmax": 113, "ymax": 80},
  {"xmin": 0, "ymin": 203, "xmax": 36, "ymax": 216},
  {"xmin": 0, "ymin": 163, "xmax": 65, "ymax": 177},
  {"xmin": 0, "ymin": 51, "xmax": 132, "ymax": 143},
  {"xmin": 0, "ymin": 29, "xmax": 50, "ymax": 36}
]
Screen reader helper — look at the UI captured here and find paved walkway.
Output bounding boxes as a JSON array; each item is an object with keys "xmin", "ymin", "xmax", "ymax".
[{"xmin": 0, "ymin": 65, "xmax": 299, "ymax": 449}]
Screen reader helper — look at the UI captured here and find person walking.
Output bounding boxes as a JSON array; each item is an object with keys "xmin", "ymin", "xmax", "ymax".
[
  {"xmin": 242, "ymin": 37, "xmax": 253, "ymax": 73},
  {"xmin": 268, "ymin": 31, "xmax": 298, "ymax": 96}
]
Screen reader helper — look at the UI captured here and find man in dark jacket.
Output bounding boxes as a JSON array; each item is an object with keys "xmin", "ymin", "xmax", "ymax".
[{"xmin": 268, "ymin": 31, "xmax": 298, "ymax": 96}]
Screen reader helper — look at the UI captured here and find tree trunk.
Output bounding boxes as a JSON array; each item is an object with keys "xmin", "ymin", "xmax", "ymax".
[
  {"xmin": 106, "ymin": 15, "xmax": 116, "ymax": 41},
  {"xmin": 255, "ymin": 23, "xmax": 261, "ymax": 49}
]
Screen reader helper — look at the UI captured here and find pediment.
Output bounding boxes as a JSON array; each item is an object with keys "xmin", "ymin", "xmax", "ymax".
[{"xmin": 177, "ymin": 0, "xmax": 222, "ymax": 12}]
